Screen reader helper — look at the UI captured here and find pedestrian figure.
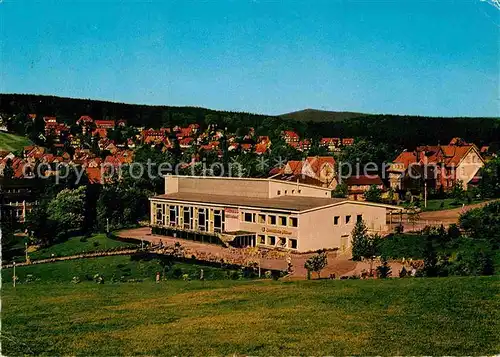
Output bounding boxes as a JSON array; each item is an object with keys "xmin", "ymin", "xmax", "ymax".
[
  {"xmin": 156, "ymin": 271, "xmax": 161, "ymax": 283},
  {"xmin": 200, "ymin": 269, "xmax": 204, "ymax": 280}
]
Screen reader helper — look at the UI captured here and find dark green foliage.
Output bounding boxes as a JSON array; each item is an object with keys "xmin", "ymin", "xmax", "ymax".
[
  {"xmin": 451, "ymin": 247, "xmax": 495, "ymax": 276},
  {"xmin": 459, "ymin": 201, "xmax": 500, "ymax": 248},
  {"xmin": 351, "ymin": 220, "xmax": 369, "ymax": 261},
  {"xmin": 337, "ymin": 139, "xmax": 394, "ymax": 177},
  {"xmin": 447, "ymin": 224, "xmax": 461, "ymax": 240},
  {"xmin": 477, "ymin": 157, "xmax": 500, "ymax": 198},
  {"xmin": 450, "ymin": 180, "xmax": 465, "ymax": 205},
  {"xmin": 96, "ymin": 185, "xmax": 148, "ymax": 231},
  {"xmin": 379, "ymin": 233, "xmax": 427, "ymax": 259},
  {"xmin": 364, "ymin": 185, "xmax": 383, "ymax": 203},
  {"xmin": 351, "ymin": 221, "xmax": 382, "ymax": 262},
  {"xmin": 331, "ymin": 183, "xmax": 348, "ymax": 198},
  {"xmin": 422, "ymin": 235, "xmax": 439, "ymax": 277},
  {"xmin": 304, "ymin": 251, "xmax": 328, "ymax": 278}
]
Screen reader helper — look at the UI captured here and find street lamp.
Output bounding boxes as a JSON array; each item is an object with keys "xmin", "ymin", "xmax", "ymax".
[{"xmin": 25, "ymin": 242, "xmax": 28, "ymax": 263}]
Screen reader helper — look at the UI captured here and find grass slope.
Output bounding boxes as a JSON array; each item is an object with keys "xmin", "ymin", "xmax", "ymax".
[
  {"xmin": 0, "ymin": 131, "xmax": 32, "ymax": 152},
  {"xmin": 2, "ymin": 276, "xmax": 499, "ymax": 355},
  {"xmin": 28, "ymin": 234, "xmax": 138, "ymax": 261},
  {"xmin": 279, "ymin": 108, "xmax": 369, "ymax": 122},
  {"xmin": 2, "ymin": 255, "xmax": 234, "ymax": 284}
]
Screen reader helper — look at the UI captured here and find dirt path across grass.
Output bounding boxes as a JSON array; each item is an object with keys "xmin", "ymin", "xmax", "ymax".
[{"xmin": 418, "ymin": 200, "xmax": 494, "ymax": 224}]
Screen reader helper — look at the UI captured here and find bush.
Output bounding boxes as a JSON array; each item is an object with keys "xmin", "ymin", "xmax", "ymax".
[{"xmin": 172, "ymin": 268, "xmax": 183, "ymax": 279}]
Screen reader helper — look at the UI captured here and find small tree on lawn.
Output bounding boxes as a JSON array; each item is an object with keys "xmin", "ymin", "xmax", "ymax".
[
  {"xmin": 304, "ymin": 251, "xmax": 328, "ymax": 279},
  {"xmin": 351, "ymin": 220, "xmax": 369, "ymax": 261}
]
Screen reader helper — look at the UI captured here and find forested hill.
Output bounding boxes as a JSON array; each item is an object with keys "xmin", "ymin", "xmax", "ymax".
[
  {"xmin": 1, "ymin": 93, "xmax": 499, "ymax": 150},
  {"xmin": 280, "ymin": 108, "xmax": 368, "ymax": 122},
  {"xmin": 0, "ymin": 93, "xmax": 271, "ymax": 129}
]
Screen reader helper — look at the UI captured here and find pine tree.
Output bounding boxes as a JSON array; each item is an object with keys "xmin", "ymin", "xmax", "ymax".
[{"xmin": 351, "ymin": 220, "xmax": 368, "ymax": 261}]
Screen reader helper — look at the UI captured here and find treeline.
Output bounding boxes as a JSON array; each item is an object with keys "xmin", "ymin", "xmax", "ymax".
[
  {"xmin": 1, "ymin": 94, "xmax": 499, "ymax": 151},
  {"xmin": 307, "ymin": 115, "xmax": 500, "ymax": 151}
]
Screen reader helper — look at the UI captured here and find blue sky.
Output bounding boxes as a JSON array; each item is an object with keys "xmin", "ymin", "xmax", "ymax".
[{"xmin": 1, "ymin": 0, "xmax": 498, "ymax": 117}]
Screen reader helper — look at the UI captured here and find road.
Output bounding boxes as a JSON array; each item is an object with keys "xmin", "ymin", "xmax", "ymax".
[{"xmin": 389, "ymin": 200, "xmax": 496, "ymax": 231}]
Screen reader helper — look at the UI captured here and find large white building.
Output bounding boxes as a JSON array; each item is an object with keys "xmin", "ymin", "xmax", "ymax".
[{"xmin": 149, "ymin": 175, "xmax": 401, "ymax": 253}]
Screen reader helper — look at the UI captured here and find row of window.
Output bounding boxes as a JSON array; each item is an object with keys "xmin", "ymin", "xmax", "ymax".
[
  {"xmin": 334, "ymin": 214, "xmax": 363, "ymax": 225},
  {"xmin": 241, "ymin": 211, "xmax": 298, "ymax": 228},
  {"xmin": 154, "ymin": 204, "xmax": 225, "ymax": 233},
  {"xmin": 256, "ymin": 234, "xmax": 298, "ymax": 249}
]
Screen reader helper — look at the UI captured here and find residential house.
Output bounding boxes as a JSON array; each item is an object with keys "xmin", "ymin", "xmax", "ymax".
[
  {"xmin": 342, "ymin": 138, "xmax": 355, "ymax": 147},
  {"xmin": 282, "ymin": 131, "xmax": 300, "ymax": 145},
  {"xmin": 320, "ymin": 138, "xmax": 341, "ymax": 152},
  {"xmin": 345, "ymin": 175, "xmax": 385, "ymax": 201},
  {"xmin": 272, "ymin": 156, "xmax": 337, "ymax": 189},
  {"xmin": 388, "ymin": 138, "xmax": 485, "ymax": 192},
  {"xmin": 94, "ymin": 120, "xmax": 116, "ymax": 129}
]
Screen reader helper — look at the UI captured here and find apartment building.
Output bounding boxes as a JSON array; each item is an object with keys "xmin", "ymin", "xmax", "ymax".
[{"xmin": 149, "ymin": 176, "xmax": 400, "ymax": 253}]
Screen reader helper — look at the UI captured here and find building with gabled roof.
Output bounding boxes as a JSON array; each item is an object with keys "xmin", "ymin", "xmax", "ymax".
[
  {"xmin": 272, "ymin": 156, "xmax": 337, "ymax": 189},
  {"xmin": 388, "ymin": 138, "xmax": 484, "ymax": 191}
]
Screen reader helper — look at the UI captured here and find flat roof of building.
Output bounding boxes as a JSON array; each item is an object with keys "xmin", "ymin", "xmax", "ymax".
[{"xmin": 152, "ymin": 192, "xmax": 349, "ymax": 212}]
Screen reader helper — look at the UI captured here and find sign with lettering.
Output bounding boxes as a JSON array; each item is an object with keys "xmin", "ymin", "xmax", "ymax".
[
  {"xmin": 225, "ymin": 207, "xmax": 239, "ymax": 219},
  {"xmin": 225, "ymin": 207, "xmax": 239, "ymax": 231},
  {"xmin": 262, "ymin": 227, "xmax": 293, "ymax": 235}
]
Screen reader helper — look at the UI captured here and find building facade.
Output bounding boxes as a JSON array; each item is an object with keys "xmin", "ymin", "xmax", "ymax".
[
  {"xmin": 149, "ymin": 176, "xmax": 400, "ymax": 253},
  {"xmin": 388, "ymin": 139, "xmax": 484, "ymax": 192}
]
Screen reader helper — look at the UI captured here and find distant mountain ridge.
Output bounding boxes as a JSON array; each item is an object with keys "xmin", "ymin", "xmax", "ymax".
[{"xmin": 279, "ymin": 108, "xmax": 369, "ymax": 123}]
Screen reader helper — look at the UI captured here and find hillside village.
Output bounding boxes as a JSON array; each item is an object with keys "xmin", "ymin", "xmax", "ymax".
[{"xmin": 0, "ymin": 110, "xmax": 497, "ymax": 227}]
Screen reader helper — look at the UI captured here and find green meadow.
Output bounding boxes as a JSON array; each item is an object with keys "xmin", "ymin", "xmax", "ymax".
[
  {"xmin": 0, "ymin": 131, "xmax": 32, "ymax": 152},
  {"xmin": 2, "ymin": 267, "xmax": 499, "ymax": 356}
]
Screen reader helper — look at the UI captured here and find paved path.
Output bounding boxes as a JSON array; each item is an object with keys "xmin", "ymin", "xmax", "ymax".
[
  {"xmin": 3, "ymin": 248, "xmax": 139, "ymax": 269},
  {"xmin": 118, "ymin": 227, "xmax": 359, "ymax": 279}
]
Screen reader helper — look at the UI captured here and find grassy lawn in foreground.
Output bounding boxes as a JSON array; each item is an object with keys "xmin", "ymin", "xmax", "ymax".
[
  {"xmin": 27, "ymin": 234, "xmax": 138, "ymax": 261},
  {"xmin": 2, "ymin": 276, "xmax": 499, "ymax": 356},
  {"xmin": 0, "ymin": 131, "xmax": 32, "ymax": 152}
]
